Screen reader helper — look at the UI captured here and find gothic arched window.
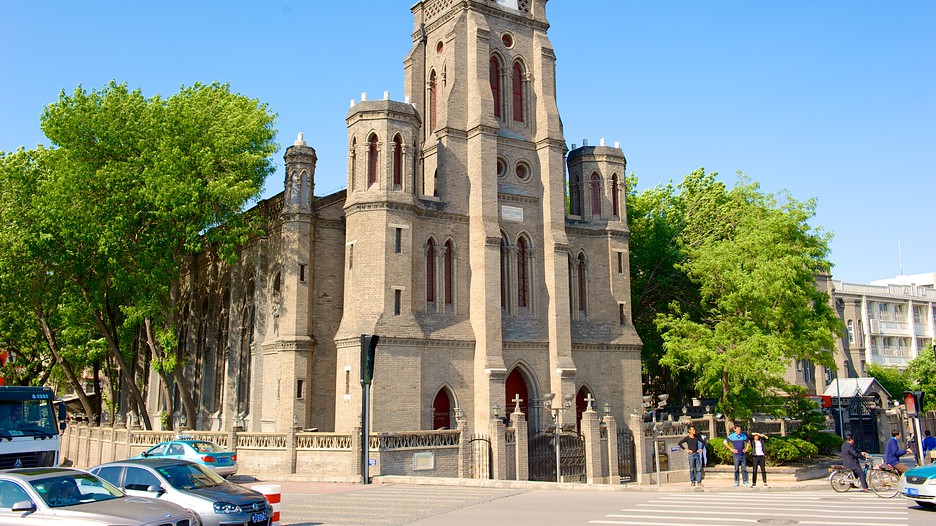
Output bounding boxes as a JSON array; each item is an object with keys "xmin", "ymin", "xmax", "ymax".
[
  {"xmin": 512, "ymin": 62, "xmax": 524, "ymax": 122},
  {"xmin": 429, "ymin": 70, "xmax": 438, "ymax": 131},
  {"xmin": 392, "ymin": 134, "xmax": 403, "ymax": 188},
  {"xmin": 577, "ymin": 253, "xmax": 587, "ymax": 313},
  {"xmin": 444, "ymin": 240, "xmax": 454, "ymax": 305},
  {"xmin": 367, "ymin": 133, "xmax": 379, "ymax": 187},
  {"xmin": 611, "ymin": 173, "xmax": 620, "ymax": 217},
  {"xmin": 490, "ymin": 55, "xmax": 502, "ymax": 119},
  {"xmin": 426, "ymin": 238, "xmax": 436, "ymax": 303},
  {"xmin": 570, "ymin": 173, "xmax": 582, "ymax": 216},
  {"xmin": 517, "ymin": 235, "xmax": 529, "ymax": 308},
  {"xmin": 590, "ymin": 173, "xmax": 602, "ymax": 216},
  {"xmin": 500, "ymin": 235, "xmax": 510, "ymax": 309}
]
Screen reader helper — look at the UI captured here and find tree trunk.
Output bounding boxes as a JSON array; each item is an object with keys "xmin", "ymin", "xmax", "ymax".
[
  {"xmin": 36, "ymin": 310, "xmax": 96, "ymax": 422},
  {"xmin": 91, "ymin": 311, "xmax": 152, "ymax": 430},
  {"xmin": 144, "ymin": 317, "xmax": 197, "ymax": 429}
]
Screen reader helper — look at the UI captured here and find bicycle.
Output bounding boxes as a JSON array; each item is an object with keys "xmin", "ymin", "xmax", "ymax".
[
  {"xmin": 868, "ymin": 463, "xmax": 900, "ymax": 498},
  {"xmin": 829, "ymin": 460, "xmax": 871, "ymax": 492}
]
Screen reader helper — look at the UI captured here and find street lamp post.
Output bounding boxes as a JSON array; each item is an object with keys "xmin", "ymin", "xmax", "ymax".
[
  {"xmin": 544, "ymin": 392, "xmax": 573, "ymax": 483},
  {"xmin": 643, "ymin": 393, "xmax": 669, "ymax": 489}
]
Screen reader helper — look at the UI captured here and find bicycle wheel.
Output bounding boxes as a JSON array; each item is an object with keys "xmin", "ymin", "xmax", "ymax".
[
  {"xmin": 868, "ymin": 469, "xmax": 899, "ymax": 498},
  {"xmin": 829, "ymin": 471, "xmax": 851, "ymax": 492}
]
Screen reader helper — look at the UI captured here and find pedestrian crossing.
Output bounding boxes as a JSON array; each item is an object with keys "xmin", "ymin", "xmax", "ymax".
[{"xmin": 589, "ymin": 492, "xmax": 909, "ymax": 526}]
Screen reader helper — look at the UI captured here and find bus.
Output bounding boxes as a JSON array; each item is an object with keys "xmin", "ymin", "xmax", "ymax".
[{"xmin": 0, "ymin": 386, "xmax": 67, "ymax": 468}]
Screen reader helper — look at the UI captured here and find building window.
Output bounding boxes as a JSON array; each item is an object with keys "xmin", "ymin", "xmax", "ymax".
[
  {"xmin": 394, "ymin": 228, "xmax": 402, "ymax": 254},
  {"xmin": 444, "ymin": 240, "xmax": 454, "ymax": 305},
  {"xmin": 348, "ymin": 244, "xmax": 353, "ymax": 270},
  {"xmin": 589, "ymin": 173, "xmax": 601, "ymax": 216},
  {"xmin": 570, "ymin": 173, "xmax": 582, "ymax": 216},
  {"xmin": 616, "ymin": 252, "xmax": 624, "ymax": 274},
  {"xmin": 496, "ymin": 157, "xmax": 507, "ymax": 178},
  {"xmin": 426, "ymin": 239, "xmax": 436, "ymax": 303},
  {"xmin": 577, "ymin": 253, "xmax": 587, "ymax": 313},
  {"xmin": 394, "ymin": 289, "xmax": 402, "ymax": 315},
  {"xmin": 367, "ymin": 134, "xmax": 379, "ymax": 187},
  {"xmin": 392, "ymin": 134, "xmax": 403, "ymax": 188},
  {"xmin": 296, "ymin": 379, "xmax": 304, "ymax": 400},
  {"xmin": 429, "ymin": 70, "xmax": 438, "ymax": 130},
  {"xmin": 490, "ymin": 56, "xmax": 502, "ymax": 119},
  {"xmin": 517, "ymin": 236, "xmax": 529, "ymax": 308},
  {"xmin": 500, "ymin": 236, "xmax": 510, "ymax": 309},
  {"xmin": 516, "ymin": 162, "xmax": 530, "ymax": 182},
  {"xmin": 349, "ymin": 138, "xmax": 356, "ymax": 191},
  {"xmin": 619, "ymin": 303, "xmax": 627, "ymax": 325},
  {"xmin": 299, "ymin": 264, "xmax": 307, "ymax": 283},
  {"xmin": 345, "ymin": 369, "xmax": 350, "ymax": 395},
  {"xmin": 847, "ymin": 320, "xmax": 855, "ymax": 344},
  {"xmin": 611, "ymin": 173, "xmax": 620, "ymax": 217},
  {"xmin": 512, "ymin": 62, "xmax": 524, "ymax": 122}
]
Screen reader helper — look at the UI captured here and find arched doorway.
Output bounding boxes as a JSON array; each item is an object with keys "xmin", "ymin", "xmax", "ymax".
[
  {"xmin": 505, "ymin": 368, "xmax": 530, "ymax": 418},
  {"xmin": 575, "ymin": 386, "xmax": 593, "ymax": 433},
  {"xmin": 432, "ymin": 388, "xmax": 452, "ymax": 430}
]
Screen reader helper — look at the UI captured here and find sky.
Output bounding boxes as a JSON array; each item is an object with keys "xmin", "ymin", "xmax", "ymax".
[{"xmin": 1, "ymin": 1, "xmax": 933, "ymax": 285}]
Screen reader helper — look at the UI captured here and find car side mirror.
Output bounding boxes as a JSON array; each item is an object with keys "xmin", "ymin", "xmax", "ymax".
[
  {"xmin": 146, "ymin": 484, "xmax": 165, "ymax": 494},
  {"xmin": 12, "ymin": 500, "xmax": 37, "ymax": 513}
]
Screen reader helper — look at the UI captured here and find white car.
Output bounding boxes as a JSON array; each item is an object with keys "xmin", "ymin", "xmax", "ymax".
[
  {"xmin": 0, "ymin": 467, "xmax": 199, "ymax": 525},
  {"xmin": 897, "ymin": 463, "xmax": 936, "ymax": 509}
]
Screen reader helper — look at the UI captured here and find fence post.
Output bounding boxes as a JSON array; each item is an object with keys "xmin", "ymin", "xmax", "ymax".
[
  {"xmin": 605, "ymin": 414, "xmax": 619, "ymax": 482},
  {"xmin": 287, "ymin": 425, "xmax": 297, "ymax": 474},
  {"xmin": 510, "ymin": 408, "xmax": 528, "ymax": 480},
  {"xmin": 351, "ymin": 425, "xmax": 363, "ymax": 477},
  {"xmin": 490, "ymin": 417, "xmax": 507, "ymax": 480},
  {"xmin": 582, "ymin": 407, "xmax": 601, "ymax": 484},
  {"xmin": 630, "ymin": 413, "xmax": 646, "ymax": 485}
]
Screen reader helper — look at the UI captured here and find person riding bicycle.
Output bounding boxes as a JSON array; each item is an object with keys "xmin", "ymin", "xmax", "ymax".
[
  {"xmin": 885, "ymin": 429, "xmax": 912, "ymax": 474},
  {"xmin": 841, "ymin": 433, "xmax": 869, "ymax": 491}
]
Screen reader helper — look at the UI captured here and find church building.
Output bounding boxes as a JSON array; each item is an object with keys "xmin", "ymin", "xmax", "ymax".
[{"xmin": 150, "ymin": 0, "xmax": 643, "ymax": 438}]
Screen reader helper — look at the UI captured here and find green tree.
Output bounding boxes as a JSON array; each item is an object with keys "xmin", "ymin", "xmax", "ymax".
[
  {"xmin": 652, "ymin": 170, "xmax": 841, "ymax": 422},
  {"xmin": 866, "ymin": 362, "xmax": 911, "ymax": 404},
  {"xmin": 905, "ymin": 344, "xmax": 936, "ymax": 412}
]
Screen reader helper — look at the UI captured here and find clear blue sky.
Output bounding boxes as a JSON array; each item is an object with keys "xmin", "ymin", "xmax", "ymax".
[{"xmin": 2, "ymin": 1, "xmax": 933, "ymax": 284}]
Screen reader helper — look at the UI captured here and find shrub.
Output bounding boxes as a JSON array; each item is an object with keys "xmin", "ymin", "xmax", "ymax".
[
  {"xmin": 765, "ymin": 436, "xmax": 818, "ymax": 465},
  {"xmin": 809, "ymin": 431, "xmax": 844, "ymax": 456},
  {"xmin": 708, "ymin": 437, "xmax": 733, "ymax": 465}
]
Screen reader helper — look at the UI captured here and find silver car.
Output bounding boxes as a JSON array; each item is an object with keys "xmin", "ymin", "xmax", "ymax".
[
  {"xmin": 90, "ymin": 458, "xmax": 271, "ymax": 526},
  {"xmin": 0, "ymin": 467, "xmax": 199, "ymax": 525}
]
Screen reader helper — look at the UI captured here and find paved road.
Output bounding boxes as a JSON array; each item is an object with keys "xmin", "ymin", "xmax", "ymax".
[{"xmin": 265, "ymin": 483, "xmax": 935, "ymax": 526}]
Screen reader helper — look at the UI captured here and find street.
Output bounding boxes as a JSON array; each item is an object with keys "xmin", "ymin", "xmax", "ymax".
[{"xmin": 264, "ymin": 482, "xmax": 935, "ymax": 526}]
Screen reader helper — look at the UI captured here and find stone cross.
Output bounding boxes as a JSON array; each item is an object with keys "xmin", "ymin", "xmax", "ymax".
[
  {"xmin": 584, "ymin": 393, "xmax": 595, "ymax": 411},
  {"xmin": 512, "ymin": 394, "xmax": 523, "ymax": 413}
]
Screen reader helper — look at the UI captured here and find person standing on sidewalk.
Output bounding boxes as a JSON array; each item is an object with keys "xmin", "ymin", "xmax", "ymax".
[
  {"xmin": 677, "ymin": 426, "xmax": 706, "ymax": 487},
  {"xmin": 725, "ymin": 425, "xmax": 750, "ymax": 487},
  {"xmin": 749, "ymin": 432, "xmax": 768, "ymax": 487}
]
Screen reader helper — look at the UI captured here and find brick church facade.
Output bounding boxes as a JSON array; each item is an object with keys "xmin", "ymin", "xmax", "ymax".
[{"xmin": 149, "ymin": 0, "xmax": 643, "ymax": 438}]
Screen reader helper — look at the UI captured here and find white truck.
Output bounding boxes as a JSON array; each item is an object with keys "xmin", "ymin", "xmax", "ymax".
[{"xmin": 0, "ymin": 386, "xmax": 67, "ymax": 468}]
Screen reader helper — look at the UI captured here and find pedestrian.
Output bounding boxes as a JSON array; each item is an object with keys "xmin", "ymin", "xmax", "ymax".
[
  {"xmin": 749, "ymin": 432, "xmax": 768, "ymax": 487},
  {"xmin": 885, "ymin": 429, "xmax": 913, "ymax": 474},
  {"xmin": 841, "ymin": 433, "xmax": 869, "ymax": 492},
  {"xmin": 724, "ymin": 425, "xmax": 750, "ymax": 487},
  {"xmin": 677, "ymin": 425, "xmax": 706, "ymax": 487},
  {"xmin": 922, "ymin": 430, "xmax": 936, "ymax": 465},
  {"xmin": 700, "ymin": 433, "xmax": 709, "ymax": 482}
]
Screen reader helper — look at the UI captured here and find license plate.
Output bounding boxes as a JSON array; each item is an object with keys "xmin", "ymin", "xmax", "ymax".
[
  {"xmin": 906, "ymin": 488, "xmax": 919, "ymax": 496},
  {"xmin": 251, "ymin": 512, "xmax": 268, "ymax": 522}
]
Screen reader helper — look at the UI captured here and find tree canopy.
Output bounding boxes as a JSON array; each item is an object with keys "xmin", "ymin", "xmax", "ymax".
[
  {"xmin": 0, "ymin": 81, "xmax": 276, "ymax": 428},
  {"xmin": 628, "ymin": 169, "xmax": 843, "ymax": 421}
]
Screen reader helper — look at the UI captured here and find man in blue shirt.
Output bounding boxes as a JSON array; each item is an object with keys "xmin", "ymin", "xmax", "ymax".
[
  {"xmin": 724, "ymin": 425, "xmax": 750, "ymax": 487},
  {"xmin": 922, "ymin": 430, "xmax": 936, "ymax": 465},
  {"xmin": 885, "ymin": 429, "xmax": 912, "ymax": 474}
]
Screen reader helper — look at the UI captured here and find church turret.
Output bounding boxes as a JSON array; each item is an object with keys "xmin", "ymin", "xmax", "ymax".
[{"xmin": 284, "ymin": 133, "xmax": 316, "ymax": 213}]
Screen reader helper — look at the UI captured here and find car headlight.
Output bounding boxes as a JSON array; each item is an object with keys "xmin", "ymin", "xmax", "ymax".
[
  {"xmin": 213, "ymin": 501, "xmax": 242, "ymax": 514},
  {"xmin": 927, "ymin": 477, "xmax": 936, "ymax": 485}
]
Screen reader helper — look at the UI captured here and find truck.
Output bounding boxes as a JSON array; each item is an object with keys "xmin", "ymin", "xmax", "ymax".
[{"xmin": 0, "ymin": 386, "xmax": 67, "ymax": 468}]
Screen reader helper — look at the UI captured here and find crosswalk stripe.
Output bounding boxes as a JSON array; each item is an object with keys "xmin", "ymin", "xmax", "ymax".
[
  {"xmin": 635, "ymin": 503, "xmax": 906, "ymax": 514},
  {"xmin": 619, "ymin": 508, "xmax": 906, "ymax": 520}
]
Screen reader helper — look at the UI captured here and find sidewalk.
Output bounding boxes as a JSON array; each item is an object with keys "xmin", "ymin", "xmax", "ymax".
[{"xmin": 231, "ymin": 463, "xmax": 835, "ymax": 495}]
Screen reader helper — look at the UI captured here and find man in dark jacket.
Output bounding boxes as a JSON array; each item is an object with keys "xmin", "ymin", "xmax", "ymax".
[
  {"xmin": 841, "ymin": 433, "xmax": 868, "ymax": 491},
  {"xmin": 677, "ymin": 426, "xmax": 706, "ymax": 486}
]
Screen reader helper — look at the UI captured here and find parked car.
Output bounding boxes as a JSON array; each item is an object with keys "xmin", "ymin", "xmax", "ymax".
[
  {"xmin": 897, "ymin": 462, "xmax": 936, "ymax": 509},
  {"xmin": 0, "ymin": 467, "xmax": 198, "ymax": 525},
  {"xmin": 90, "ymin": 458, "xmax": 271, "ymax": 526},
  {"xmin": 135, "ymin": 437, "xmax": 237, "ymax": 477}
]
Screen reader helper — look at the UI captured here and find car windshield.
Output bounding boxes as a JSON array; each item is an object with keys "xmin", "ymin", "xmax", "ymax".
[
  {"xmin": 0, "ymin": 400, "xmax": 57, "ymax": 437},
  {"xmin": 156, "ymin": 463, "xmax": 225, "ymax": 490},
  {"xmin": 31, "ymin": 473, "xmax": 123, "ymax": 508},
  {"xmin": 189, "ymin": 441, "xmax": 224, "ymax": 453}
]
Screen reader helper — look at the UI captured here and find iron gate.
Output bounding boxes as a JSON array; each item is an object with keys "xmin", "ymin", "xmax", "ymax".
[
  {"xmin": 617, "ymin": 429, "xmax": 636, "ymax": 483},
  {"xmin": 528, "ymin": 432, "xmax": 586, "ymax": 482},
  {"xmin": 468, "ymin": 436, "xmax": 492, "ymax": 479},
  {"xmin": 846, "ymin": 396, "xmax": 880, "ymax": 453}
]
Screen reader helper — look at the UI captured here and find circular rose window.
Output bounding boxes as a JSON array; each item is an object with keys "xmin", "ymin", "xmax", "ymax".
[{"xmin": 502, "ymin": 33, "xmax": 513, "ymax": 48}]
